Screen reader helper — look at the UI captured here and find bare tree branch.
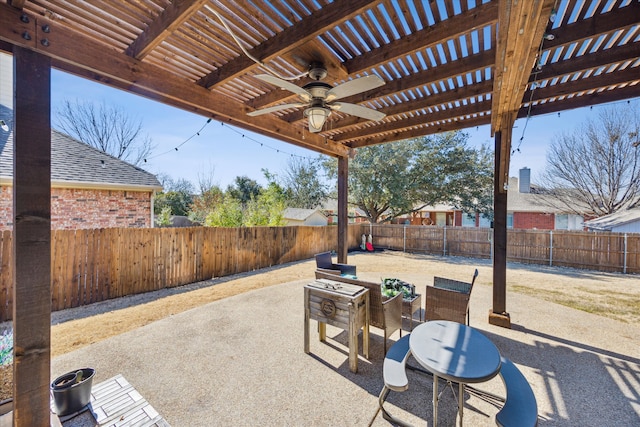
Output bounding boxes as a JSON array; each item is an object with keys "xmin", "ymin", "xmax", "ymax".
[
  {"xmin": 541, "ymin": 103, "xmax": 640, "ymax": 216},
  {"xmin": 55, "ymin": 99, "xmax": 155, "ymax": 167}
]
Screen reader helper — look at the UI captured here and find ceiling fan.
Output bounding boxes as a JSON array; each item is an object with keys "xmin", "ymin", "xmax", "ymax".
[{"xmin": 247, "ymin": 63, "xmax": 386, "ymax": 132}]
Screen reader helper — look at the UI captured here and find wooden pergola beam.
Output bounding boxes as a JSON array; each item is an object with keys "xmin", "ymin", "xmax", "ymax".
[
  {"xmin": 343, "ymin": 1, "xmax": 498, "ymax": 75},
  {"xmin": 530, "ymin": 40, "xmax": 640, "ymax": 83},
  {"xmin": 125, "ymin": 0, "xmax": 209, "ymax": 59},
  {"xmin": 347, "ymin": 114, "xmax": 491, "ymax": 148},
  {"xmin": 528, "ymin": 66, "xmax": 640, "ymax": 102},
  {"xmin": 253, "ymin": 4, "xmax": 498, "ymax": 111},
  {"xmin": 491, "ymin": 0, "xmax": 555, "ymax": 189},
  {"xmin": 0, "ymin": 3, "xmax": 349, "ymax": 158},
  {"xmin": 281, "ymin": 51, "xmax": 496, "ymax": 128},
  {"xmin": 197, "ymin": 0, "xmax": 382, "ymax": 89},
  {"xmin": 542, "ymin": 1, "xmax": 640, "ymax": 50},
  {"xmin": 335, "ymin": 98, "xmax": 492, "ymax": 143}
]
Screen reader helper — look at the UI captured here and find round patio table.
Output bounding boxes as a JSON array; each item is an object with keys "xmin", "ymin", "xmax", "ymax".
[{"xmin": 409, "ymin": 320, "xmax": 501, "ymax": 426}]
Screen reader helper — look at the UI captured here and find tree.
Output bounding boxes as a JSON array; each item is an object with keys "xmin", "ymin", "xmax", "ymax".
[
  {"xmin": 280, "ymin": 158, "xmax": 328, "ymax": 209},
  {"xmin": 243, "ymin": 182, "xmax": 287, "ymax": 226},
  {"xmin": 154, "ymin": 177, "xmax": 194, "ymax": 217},
  {"xmin": 541, "ymin": 104, "xmax": 640, "ymax": 216},
  {"xmin": 322, "ymin": 132, "xmax": 494, "ymax": 223},
  {"xmin": 56, "ymin": 99, "xmax": 154, "ymax": 166},
  {"xmin": 205, "ymin": 194, "xmax": 243, "ymax": 227},
  {"xmin": 226, "ymin": 176, "xmax": 262, "ymax": 205}
]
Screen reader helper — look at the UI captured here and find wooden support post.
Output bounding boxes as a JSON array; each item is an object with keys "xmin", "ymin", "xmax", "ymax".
[
  {"xmin": 12, "ymin": 47, "xmax": 52, "ymax": 427},
  {"xmin": 489, "ymin": 130, "xmax": 511, "ymax": 328},
  {"xmin": 337, "ymin": 156, "xmax": 348, "ymax": 263}
]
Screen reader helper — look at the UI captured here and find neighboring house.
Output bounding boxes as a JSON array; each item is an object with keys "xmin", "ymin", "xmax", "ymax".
[
  {"xmin": 584, "ymin": 208, "xmax": 640, "ymax": 233},
  {"xmin": 0, "ymin": 53, "xmax": 161, "ymax": 230},
  {"xmin": 393, "ymin": 168, "xmax": 588, "ymax": 230},
  {"xmin": 502, "ymin": 167, "xmax": 585, "ymax": 230},
  {"xmin": 0, "ymin": 126, "xmax": 162, "ymax": 230},
  {"xmin": 282, "ymin": 208, "xmax": 328, "ymax": 226},
  {"xmin": 321, "ymin": 199, "xmax": 369, "ymax": 224}
]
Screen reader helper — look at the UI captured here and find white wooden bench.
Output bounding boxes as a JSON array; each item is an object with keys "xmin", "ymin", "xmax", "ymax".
[
  {"xmin": 495, "ymin": 357, "xmax": 538, "ymax": 427},
  {"xmin": 369, "ymin": 335, "xmax": 413, "ymax": 427}
]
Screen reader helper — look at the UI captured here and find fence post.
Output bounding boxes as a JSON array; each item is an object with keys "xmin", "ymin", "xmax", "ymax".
[
  {"xmin": 624, "ymin": 233, "xmax": 628, "ymax": 274},
  {"xmin": 549, "ymin": 230, "xmax": 553, "ymax": 267},
  {"xmin": 443, "ymin": 226, "xmax": 447, "ymax": 256},
  {"xmin": 403, "ymin": 225, "xmax": 406, "ymax": 253}
]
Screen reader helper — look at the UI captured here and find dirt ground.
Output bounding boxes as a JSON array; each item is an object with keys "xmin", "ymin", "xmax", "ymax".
[{"xmin": 1, "ymin": 250, "xmax": 639, "ymax": 401}]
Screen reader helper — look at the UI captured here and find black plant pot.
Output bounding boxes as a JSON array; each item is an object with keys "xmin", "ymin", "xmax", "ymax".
[{"xmin": 50, "ymin": 367, "xmax": 95, "ymax": 416}]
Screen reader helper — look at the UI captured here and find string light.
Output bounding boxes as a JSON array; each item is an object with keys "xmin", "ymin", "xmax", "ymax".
[{"xmin": 219, "ymin": 122, "xmax": 316, "ymax": 160}]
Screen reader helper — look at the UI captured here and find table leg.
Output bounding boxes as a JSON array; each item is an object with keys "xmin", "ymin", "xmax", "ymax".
[
  {"xmin": 433, "ymin": 374, "xmax": 439, "ymax": 427},
  {"xmin": 363, "ymin": 296, "xmax": 370, "ymax": 359},
  {"xmin": 304, "ymin": 288, "xmax": 310, "ymax": 354},
  {"xmin": 458, "ymin": 383, "xmax": 464, "ymax": 427},
  {"xmin": 318, "ymin": 322, "xmax": 326, "ymax": 342}
]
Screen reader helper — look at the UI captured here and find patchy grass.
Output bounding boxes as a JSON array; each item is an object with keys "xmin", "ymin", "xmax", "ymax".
[{"xmin": 511, "ymin": 285, "xmax": 640, "ymax": 324}]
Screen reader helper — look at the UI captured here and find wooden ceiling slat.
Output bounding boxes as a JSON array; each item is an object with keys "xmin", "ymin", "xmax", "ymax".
[
  {"xmin": 524, "ymin": 84, "xmax": 640, "ymax": 118},
  {"xmin": 528, "ymin": 66, "xmax": 639, "ymax": 102},
  {"xmin": 370, "ymin": 3, "xmax": 397, "ymax": 44},
  {"xmin": 279, "ymin": 50, "xmax": 495, "ymax": 125},
  {"xmin": 125, "ymin": 0, "xmax": 209, "ymax": 59},
  {"xmin": 247, "ymin": 0, "xmax": 291, "ymax": 29},
  {"xmin": 349, "ymin": 14, "xmax": 378, "ymax": 50},
  {"xmin": 307, "ymin": 78, "xmax": 493, "ymax": 133},
  {"xmin": 347, "ymin": 114, "xmax": 491, "ymax": 148},
  {"xmin": 0, "ymin": 3, "xmax": 349, "ymax": 157},
  {"xmin": 397, "ymin": 0, "xmax": 418, "ymax": 35},
  {"xmin": 531, "ymin": 41, "xmax": 640, "ymax": 83},
  {"xmin": 196, "ymin": 0, "xmax": 381, "ymax": 89},
  {"xmin": 335, "ymin": 99, "xmax": 492, "ymax": 143},
  {"xmin": 344, "ymin": 1, "xmax": 498, "ymax": 75},
  {"xmin": 1, "ymin": 0, "xmax": 637, "ymax": 156},
  {"xmin": 544, "ymin": 1, "xmax": 640, "ymax": 50}
]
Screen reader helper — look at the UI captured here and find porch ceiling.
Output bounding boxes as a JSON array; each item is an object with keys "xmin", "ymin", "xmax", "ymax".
[{"xmin": 0, "ymin": 0, "xmax": 638, "ymax": 165}]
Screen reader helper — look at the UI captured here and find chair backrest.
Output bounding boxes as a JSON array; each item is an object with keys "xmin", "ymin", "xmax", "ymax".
[
  {"xmin": 382, "ymin": 292, "xmax": 403, "ymax": 334},
  {"xmin": 471, "ymin": 268, "xmax": 479, "ymax": 286},
  {"xmin": 315, "ymin": 252, "xmax": 333, "ymax": 269},
  {"xmin": 424, "ymin": 286, "xmax": 469, "ymax": 324},
  {"xmin": 433, "ymin": 276, "xmax": 472, "ymax": 294}
]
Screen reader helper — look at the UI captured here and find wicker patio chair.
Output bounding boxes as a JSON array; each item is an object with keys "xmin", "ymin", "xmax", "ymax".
[
  {"xmin": 426, "ymin": 269, "xmax": 478, "ymax": 325},
  {"xmin": 314, "ymin": 251, "xmax": 357, "ymax": 276}
]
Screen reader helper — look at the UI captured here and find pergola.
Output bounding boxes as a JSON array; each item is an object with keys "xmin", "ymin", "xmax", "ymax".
[{"xmin": 1, "ymin": 0, "xmax": 638, "ymax": 425}]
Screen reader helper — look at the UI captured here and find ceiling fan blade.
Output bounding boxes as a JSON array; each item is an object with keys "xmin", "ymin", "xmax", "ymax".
[
  {"xmin": 326, "ymin": 75, "xmax": 385, "ymax": 102},
  {"xmin": 247, "ymin": 102, "xmax": 306, "ymax": 116},
  {"xmin": 254, "ymin": 74, "xmax": 312, "ymax": 102},
  {"xmin": 330, "ymin": 102, "xmax": 386, "ymax": 121}
]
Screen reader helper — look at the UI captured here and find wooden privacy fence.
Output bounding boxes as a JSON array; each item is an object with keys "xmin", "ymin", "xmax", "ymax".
[
  {"xmin": 363, "ymin": 224, "xmax": 640, "ymax": 275},
  {"xmin": 0, "ymin": 225, "xmax": 362, "ymax": 321}
]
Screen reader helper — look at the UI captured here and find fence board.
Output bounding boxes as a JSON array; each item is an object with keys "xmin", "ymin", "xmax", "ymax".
[
  {"xmin": 0, "ymin": 224, "xmax": 637, "ymax": 321},
  {"xmin": 0, "ymin": 230, "xmax": 11, "ymax": 322}
]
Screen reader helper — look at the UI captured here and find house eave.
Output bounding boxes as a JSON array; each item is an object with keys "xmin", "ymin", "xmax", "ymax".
[{"xmin": 0, "ymin": 176, "xmax": 162, "ymax": 192}]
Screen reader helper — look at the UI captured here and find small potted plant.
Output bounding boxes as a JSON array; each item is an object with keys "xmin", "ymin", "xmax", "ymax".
[
  {"xmin": 50, "ymin": 367, "xmax": 95, "ymax": 416},
  {"xmin": 381, "ymin": 278, "xmax": 415, "ymax": 299}
]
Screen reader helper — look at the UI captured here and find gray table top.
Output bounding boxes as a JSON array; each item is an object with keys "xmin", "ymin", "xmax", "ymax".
[{"xmin": 409, "ymin": 320, "xmax": 501, "ymax": 383}]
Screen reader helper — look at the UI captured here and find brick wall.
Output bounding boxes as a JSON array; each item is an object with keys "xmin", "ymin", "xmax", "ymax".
[
  {"xmin": 513, "ymin": 211, "xmax": 555, "ymax": 230},
  {"xmin": 0, "ymin": 186, "xmax": 153, "ymax": 230}
]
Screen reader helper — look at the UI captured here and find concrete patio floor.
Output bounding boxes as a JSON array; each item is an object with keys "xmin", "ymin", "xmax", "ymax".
[{"xmin": 50, "ymin": 260, "xmax": 640, "ymax": 426}]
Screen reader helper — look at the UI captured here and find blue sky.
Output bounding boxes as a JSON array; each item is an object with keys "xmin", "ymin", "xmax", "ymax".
[{"xmin": 51, "ymin": 69, "xmax": 639, "ymax": 190}]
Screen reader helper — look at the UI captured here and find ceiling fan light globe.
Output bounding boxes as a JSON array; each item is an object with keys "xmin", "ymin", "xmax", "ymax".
[{"xmin": 305, "ymin": 106, "xmax": 329, "ymax": 132}]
